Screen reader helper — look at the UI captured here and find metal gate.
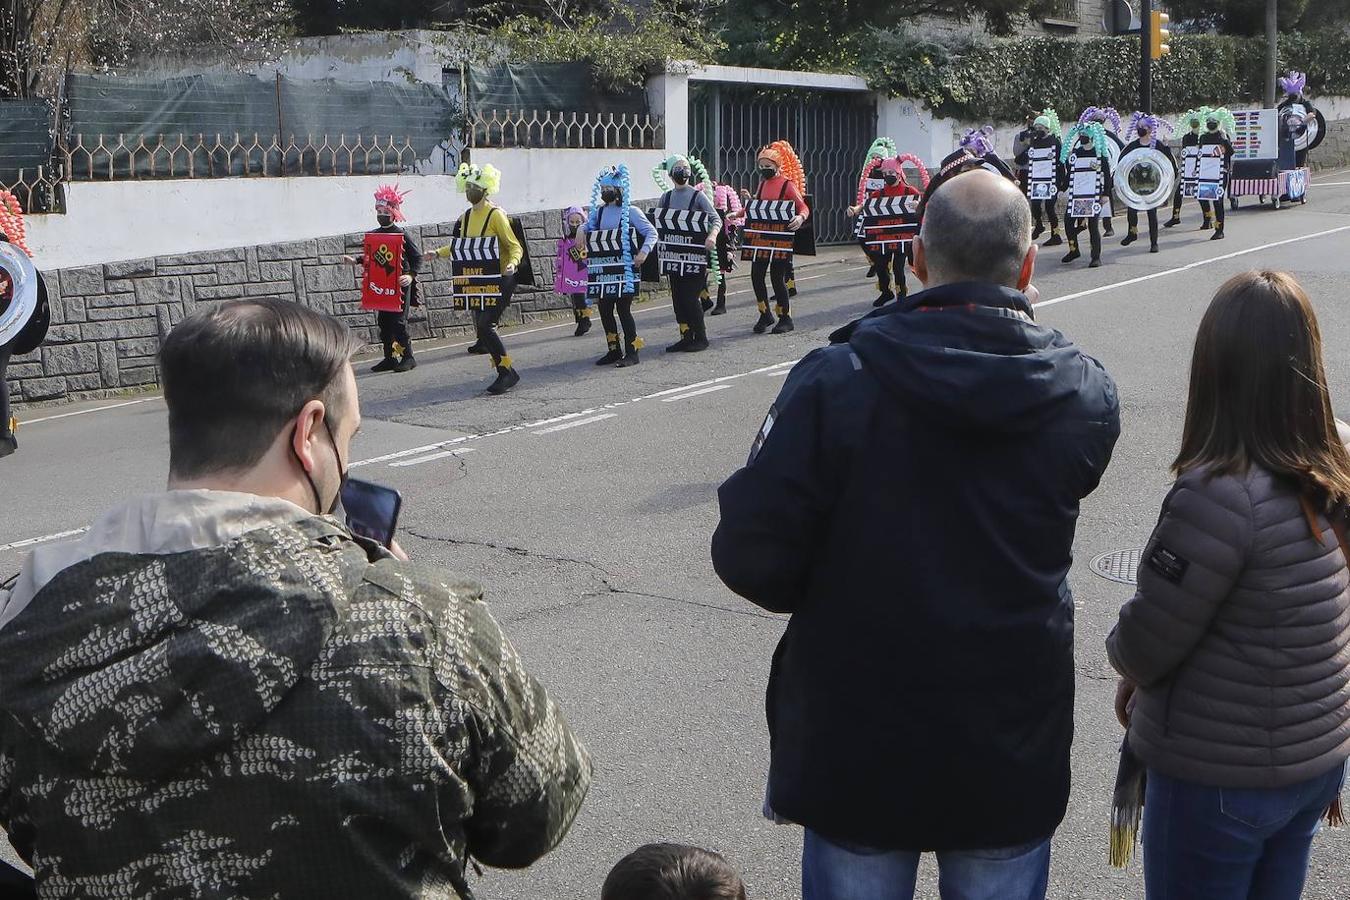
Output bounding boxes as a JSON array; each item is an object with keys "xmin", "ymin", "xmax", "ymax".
[{"xmin": 688, "ymin": 84, "xmax": 876, "ymax": 244}]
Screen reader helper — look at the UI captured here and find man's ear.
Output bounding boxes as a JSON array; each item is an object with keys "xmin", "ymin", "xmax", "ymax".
[
  {"xmin": 911, "ymin": 236, "xmax": 930, "ymax": 286},
  {"xmin": 1017, "ymin": 242, "xmax": 1038, "ymax": 291},
  {"xmin": 291, "ymin": 399, "xmax": 327, "ymax": 475}
]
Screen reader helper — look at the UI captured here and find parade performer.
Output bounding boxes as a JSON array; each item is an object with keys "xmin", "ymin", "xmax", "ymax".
[
  {"xmin": 1279, "ymin": 71, "xmax": 1325, "ymax": 169},
  {"xmin": 555, "ymin": 206, "xmax": 591, "ymax": 337},
  {"xmin": 1012, "ymin": 113, "xmax": 1037, "ymax": 207},
  {"xmin": 1059, "ymin": 121, "xmax": 1114, "ymax": 267},
  {"xmin": 707, "ymin": 183, "xmax": 742, "ymax": 315},
  {"xmin": 748, "ymin": 141, "xmax": 809, "ymax": 334},
  {"xmin": 0, "ymin": 189, "xmax": 42, "ymax": 458},
  {"xmin": 1165, "ymin": 108, "xmax": 1207, "ymax": 229},
  {"xmin": 578, "ymin": 164, "xmax": 657, "ymax": 367},
  {"xmin": 1197, "ymin": 107, "xmax": 1236, "ymax": 241},
  {"xmin": 1014, "ymin": 110, "xmax": 1065, "ymax": 246},
  {"xmin": 859, "ymin": 154, "xmax": 928, "ymax": 307},
  {"xmin": 1119, "ymin": 113, "xmax": 1177, "ymax": 253},
  {"xmin": 341, "ymin": 185, "xmax": 421, "ymax": 373},
  {"xmin": 847, "ymin": 138, "xmax": 899, "ymax": 286},
  {"xmin": 434, "ymin": 163, "xmax": 524, "ymax": 394},
  {"xmin": 1078, "ymin": 107, "xmax": 1125, "ymax": 236},
  {"xmin": 651, "ymin": 154, "xmax": 722, "ymax": 353}
]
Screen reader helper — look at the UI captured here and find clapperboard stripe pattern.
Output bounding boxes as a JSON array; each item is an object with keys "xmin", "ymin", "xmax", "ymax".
[
  {"xmin": 742, "ymin": 199, "xmax": 798, "ymax": 261},
  {"xmin": 650, "ymin": 208, "xmax": 710, "ymax": 277},
  {"xmin": 449, "ymin": 236, "xmax": 503, "ymax": 311},
  {"xmin": 860, "ymin": 196, "xmax": 919, "ymax": 252},
  {"xmin": 586, "ymin": 228, "xmax": 632, "ymax": 301}
]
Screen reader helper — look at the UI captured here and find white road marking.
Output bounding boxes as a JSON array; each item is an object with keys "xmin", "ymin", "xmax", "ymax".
[
  {"xmin": 350, "ymin": 437, "xmax": 473, "ymax": 468},
  {"xmin": 764, "ymin": 369, "xmax": 792, "ymax": 378},
  {"xmin": 0, "ymin": 528, "xmax": 88, "ymax": 553},
  {"xmin": 388, "ymin": 448, "xmax": 476, "ymax": 468},
  {"xmin": 21, "ymin": 398, "xmax": 156, "ymax": 425},
  {"xmin": 661, "ymin": 384, "xmax": 734, "ymax": 403},
  {"xmin": 532, "ymin": 413, "xmax": 618, "ymax": 434},
  {"xmin": 1035, "ymin": 224, "xmax": 1350, "ymax": 309}
]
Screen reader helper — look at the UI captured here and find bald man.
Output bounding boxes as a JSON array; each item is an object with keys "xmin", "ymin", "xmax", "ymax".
[{"xmin": 713, "ymin": 169, "xmax": 1121, "ymax": 900}]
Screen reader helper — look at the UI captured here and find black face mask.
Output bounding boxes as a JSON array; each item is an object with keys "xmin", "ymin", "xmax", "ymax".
[
  {"xmin": 465, "ymin": 187, "xmax": 485, "ymax": 204},
  {"xmin": 601, "ymin": 189, "xmax": 619, "ymax": 204},
  {"xmin": 376, "ymin": 214, "xmax": 394, "ymax": 228},
  {"xmin": 671, "ymin": 168, "xmax": 691, "ymax": 185},
  {"xmin": 1207, "ymin": 121, "xmax": 1219, "ymax": 131},
  {"xmin": 1079, "ymin": 136, "xmax": 1092, "ymax": 146},
  {"xmin": 758, "ymin": 166, "xmax": 776, "ymax": 179},
  {"xmin": 294, "ymin": 418, "xmax": 347, "ymax": 516},
  {"xmin": 1137, "ymin": 128, "xmax": 1150, "ymax": 140},
  {"xmin": 883, "ymin": 174, "xmax": 900, "ymax": 185}
]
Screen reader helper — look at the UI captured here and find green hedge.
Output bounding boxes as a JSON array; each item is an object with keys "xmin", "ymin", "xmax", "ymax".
[{"xmin": 863, "ymin": 29, "xmax": 1350, "ymax": 121}]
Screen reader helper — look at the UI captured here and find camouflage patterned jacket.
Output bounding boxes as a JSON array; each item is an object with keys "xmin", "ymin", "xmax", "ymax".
[{"xmin": 0, "ymin": 500, "xmax": 591, "ymax": 898}]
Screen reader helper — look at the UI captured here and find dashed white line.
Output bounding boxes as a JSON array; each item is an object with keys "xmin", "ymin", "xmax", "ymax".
[
  {"xmin": 662, "ymin": 384, "xmax": 734, "ymax": 403},
  {"xmin": 532, "ymin": 413, "xmax": 618, "ymax": 435},
  {"xmin": 22, "ymin": 398, "xmax": 157, "ymax": 424},
  {"xmin": 0, "ymin": 528, "xmax": 88, "ymax": 553},
  {"xmin": 388, "ymin": 448, "xmax": 476, "ymax": 468}
]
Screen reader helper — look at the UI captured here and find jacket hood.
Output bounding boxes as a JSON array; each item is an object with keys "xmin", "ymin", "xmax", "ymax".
[
  {"xmin": 841, "ymin": 282, "xmax": 1101, "ymax": 433},
  {"xmin": 0, "ymin": 492, "xmax": 346, "ymax": 779}
]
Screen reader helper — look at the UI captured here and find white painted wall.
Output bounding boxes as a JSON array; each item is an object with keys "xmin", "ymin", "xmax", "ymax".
[{"xmin": 26, "ymin": 148, "xmax": 667, "ymax": 269}]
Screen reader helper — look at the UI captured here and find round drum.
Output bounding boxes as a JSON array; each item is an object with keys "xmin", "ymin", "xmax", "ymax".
[{"xmin": 1114, "ymin": 147, "xmax": 1176, "ymax": 211}]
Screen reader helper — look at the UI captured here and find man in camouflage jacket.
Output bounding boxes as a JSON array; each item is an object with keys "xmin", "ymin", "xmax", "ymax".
[{"xmin": 0, "ymin": 298, "xmax": 590, "ymax": 898}]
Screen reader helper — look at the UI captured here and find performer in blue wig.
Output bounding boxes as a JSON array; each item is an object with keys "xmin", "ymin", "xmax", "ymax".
[
  {"xmin": 1059, "ymin": 121, "xmax": 1114, "ymax": 267},
  {"xmin": 578, "ymin": 164, "xmax": 658, "ymax": 368},
  {"xmin": 1078, "ymin": 107, "xmax": 1125, "ymax": 236}
]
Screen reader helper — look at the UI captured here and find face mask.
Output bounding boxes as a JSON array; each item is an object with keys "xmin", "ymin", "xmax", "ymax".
[
  {"xmin": 465, "ymin": 187, "xmax": 485, "ymax": 204},
  {"xmin": 566, "ymin": 224, "xmax": 578, "ymax": 238},
  {"xmin": 1079, "ymin": 136, "xmax": 1091, "ymax": 146},
  {"xmin": 1208, "ymin": 121, "xmax": 1219, "ymax": 131},
  {"xmin": 1137, "ymin": 128, "xmax": 1150, "ymax": 140},
  {"xmin": 601, "ymin": 189, "xmax": 619, "ymax": 204},
  {"xmin": 1034, "ymin": 126, "xmax": 1048, "ymax": 136},
  {"xmin": 883, "ymin": 174, "xmax": 899, "ymax": 185},
  {"xmin": 671, "ymin": 168, "xmax": 691, "ymax": 184},
  {"xmin": 294, "ymin": 417, "xmax": 347, "ymax": 516},
  {"xmin": 376, "ymin": 214, "xmax": 394, "ymax": 228},
  {"xmin": 758, "ymin": 166, "xmax": 776, "ymax": 179}
]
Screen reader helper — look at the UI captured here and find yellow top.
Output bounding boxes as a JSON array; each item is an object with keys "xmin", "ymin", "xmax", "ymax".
[{"xmin": 436, "ymin": 203, "xmax": 523, "ymax": 269}]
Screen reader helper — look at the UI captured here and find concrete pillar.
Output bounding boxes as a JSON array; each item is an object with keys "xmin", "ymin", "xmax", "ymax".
[{"xmin": 648, "ymin": 69, "xmax": 690, "ymax": 156}]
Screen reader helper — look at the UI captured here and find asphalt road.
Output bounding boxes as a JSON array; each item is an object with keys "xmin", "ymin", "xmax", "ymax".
[{"xmin": 5, "ymin": 174, "xmax": 1350, "ymax": 898}]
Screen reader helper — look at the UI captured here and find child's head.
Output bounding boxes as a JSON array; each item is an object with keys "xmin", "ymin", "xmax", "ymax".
[{"xmin": 602, "ymin": 843, "xmax": 747, "ymax": 900}]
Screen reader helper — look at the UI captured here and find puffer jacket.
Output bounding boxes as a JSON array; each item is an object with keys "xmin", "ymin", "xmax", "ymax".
[{"xmin": 1107, "ymin": 464, "xmax": 1350, "ymax": 788}]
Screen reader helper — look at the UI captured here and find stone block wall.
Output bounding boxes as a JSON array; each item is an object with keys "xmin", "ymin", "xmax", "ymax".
[
  {"xmin": 10, "ymin": 200, "xmax": 662, "ymax": 405},
  {"xmin": 1311, "ymin": 118, "xmax": 1350, "ymax": 172}
]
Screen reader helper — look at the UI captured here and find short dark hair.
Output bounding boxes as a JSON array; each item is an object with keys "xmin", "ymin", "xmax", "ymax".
[
  {"xmin": 602, "ymin": 844, "xmax": 747, "ymax": 900},
  {"xmin": 920, "ymin": 169, "xmax": 1032, "ymax": 286},
  {"xmin": 160, "ymin": 298, "xmax": 360, "ymax": 479},
  {"xmin": 1176, "ymin": 270, "xmax": 1350, "ymax": 506}
]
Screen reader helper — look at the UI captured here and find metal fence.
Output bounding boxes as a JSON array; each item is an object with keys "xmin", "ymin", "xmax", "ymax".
[
  {"xmin": 468, "ymin": 109, "xmax": 664, "ymax": 149},
  {"xmin": 1042, "ymin": 0, "xmax": 1083, "ymax": 22}
]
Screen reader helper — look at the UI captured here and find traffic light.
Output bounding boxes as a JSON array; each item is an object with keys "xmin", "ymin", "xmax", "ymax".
[{"xmin": 1150, "ymin": 11, "xmax": 1171, "ymax": 60}]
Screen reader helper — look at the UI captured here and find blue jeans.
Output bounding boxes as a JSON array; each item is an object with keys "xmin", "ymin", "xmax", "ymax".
[
  {"xmin": 1143, "ymin": 762, "xmax": 1347, "ymax": 900},
  {"xmin": 802, "ymin": 829, "xmax": 1052, "ymax": 900}
]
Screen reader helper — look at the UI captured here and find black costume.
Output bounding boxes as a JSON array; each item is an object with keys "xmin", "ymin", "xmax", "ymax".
[
  {"xmin": 1061, "ymin": 137, "xmax": 1113, "ymax": 267},
  {"xmin": 368, "ymin": 222, "xmax": 420, "ymax": 373},
  {"xmin": 1119, "ymin": 138, "xmax": 1177, "ymax": 252},
  {"xmin": 1166, "ymin": 127, "xmax": 1201, "ymax": 228},
  {"xmin": 1197, "ymin": 127, "xmax": 1234, "ymax": 240},
  {"xmin": 1014, "ymin": 130, "xmax": 1064, "ymax": 244}
]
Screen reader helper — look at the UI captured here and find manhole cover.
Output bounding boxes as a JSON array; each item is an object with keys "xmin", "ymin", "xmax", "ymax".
[{"xmin": 1091, "ymin": 549, "xmax": 1143, "ymax": 585}]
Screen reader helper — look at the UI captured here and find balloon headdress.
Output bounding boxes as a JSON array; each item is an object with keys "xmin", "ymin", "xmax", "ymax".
[
  {"xmin": 856, "ymin": 137, "xmax": 899, "ymax": 204},
  {"xmin": 758, "ymin": 140, "xmax": 806, "ymax": 195},
  {"xmin": 373, "ymin": 184, "xmax": 409, "ymax": 221},
  {"xmin": 651, "ymin": 153, "xmax": 723, "ymax": 286},
  {"xmin": 960, "ymin": 125, "xmax": 996, "ymax": 158},
  {"xmin": 1079, "ymin": 106, "xmax": 1122, "ymax": 135},
  {"xmin": 1061, "ymin": 121, "xmax": 1110, "ymax": 163},
  {"xmin": 0, "ymin": 190, "xmax": 32, "ymax": 258},
  {"xmin": 1279, "ymin": 71, "xmax": 1308, "ymax": 98},
  {"xmin": 1178, "ymin": 106, "xmax": 1211, "ymax": 134},
  {"xmin": 455, "ymin": 162, "xmax": 502, "ymax": 196},
  {"xmin": 588, "ymin": 164, "xmax": 636, "ymax": 294},
  {"xmin": 1126, "ymin": 111, "xmax": 1175, "ymax": 149},
  {"xmin": 1033, "ymin": 108, "xmax": 1061, "ymax": 137},
  {"xmin": 1204, "ymin": 107, "xmax": 1238, "ymax": 138},
  {"xmin": 880, "ymin": 154, "xmax": 931, "ymax": 190}
]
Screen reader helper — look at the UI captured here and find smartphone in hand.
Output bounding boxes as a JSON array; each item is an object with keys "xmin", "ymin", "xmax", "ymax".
[{"xmin": 340, "ymin": 477, "xmax": 403, "ymax": 548}]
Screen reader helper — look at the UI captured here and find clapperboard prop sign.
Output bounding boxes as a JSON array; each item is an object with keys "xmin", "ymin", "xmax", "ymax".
[
  {"xmin": 1196, "ymin": 147, "xmax": 1227, "ymax": 201},
  {"xmin": 860, "ymin": 196, "xmax": 920, "ymax": 253},
  {"xmin": 742, "ymin": 200, "xmax": 799, "ymax": 261},
  {"xmin": 360, "ymin": 232, "xmax": 406, "ymax": 312},
  {"xmin": 448, "ymin": 237, "xmax": 503, "ymax": 311},
  {"xmin": 586, "ymin": 229, "xmax": 632, "ymax": 301},
  {"xmin": 1180, "ymin": 146, "xmax": 1201, "ymax": 198},
  {"xmin": 649, "ymin": 209, "xmax": 711, "ymax": 277}
]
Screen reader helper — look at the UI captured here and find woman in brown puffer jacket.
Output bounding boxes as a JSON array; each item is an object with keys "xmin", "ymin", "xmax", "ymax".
[{"xmin": 1108, "ymin": 270, "xmax": 1350, "ymax": 900}]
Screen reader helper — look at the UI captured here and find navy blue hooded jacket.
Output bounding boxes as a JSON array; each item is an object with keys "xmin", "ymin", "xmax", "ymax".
[{"xmin": 712, "ymin": 281, "xmax": 1120, "ymax": 851}]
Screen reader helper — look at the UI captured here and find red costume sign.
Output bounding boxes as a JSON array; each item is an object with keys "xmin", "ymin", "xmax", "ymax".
[{"xmin": 360, "ymin": 232, "xmax": 405, "ymax": 312}]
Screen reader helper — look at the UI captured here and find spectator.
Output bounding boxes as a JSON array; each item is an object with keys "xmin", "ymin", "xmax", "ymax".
[
  {"xmin": 0, "ymin": 298, "xmax": 591, "ymax": 898},
  {"xmin": 602, "ymin": 843, "xmax": 747, "ymax": 900},
  {"xmin": 1107, "ymin": 270, "xmax": 1350, "ymax": 898},
  {"xmin": 711, "ymin": 169, "xmax": 1120, "ymax": 899}
]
